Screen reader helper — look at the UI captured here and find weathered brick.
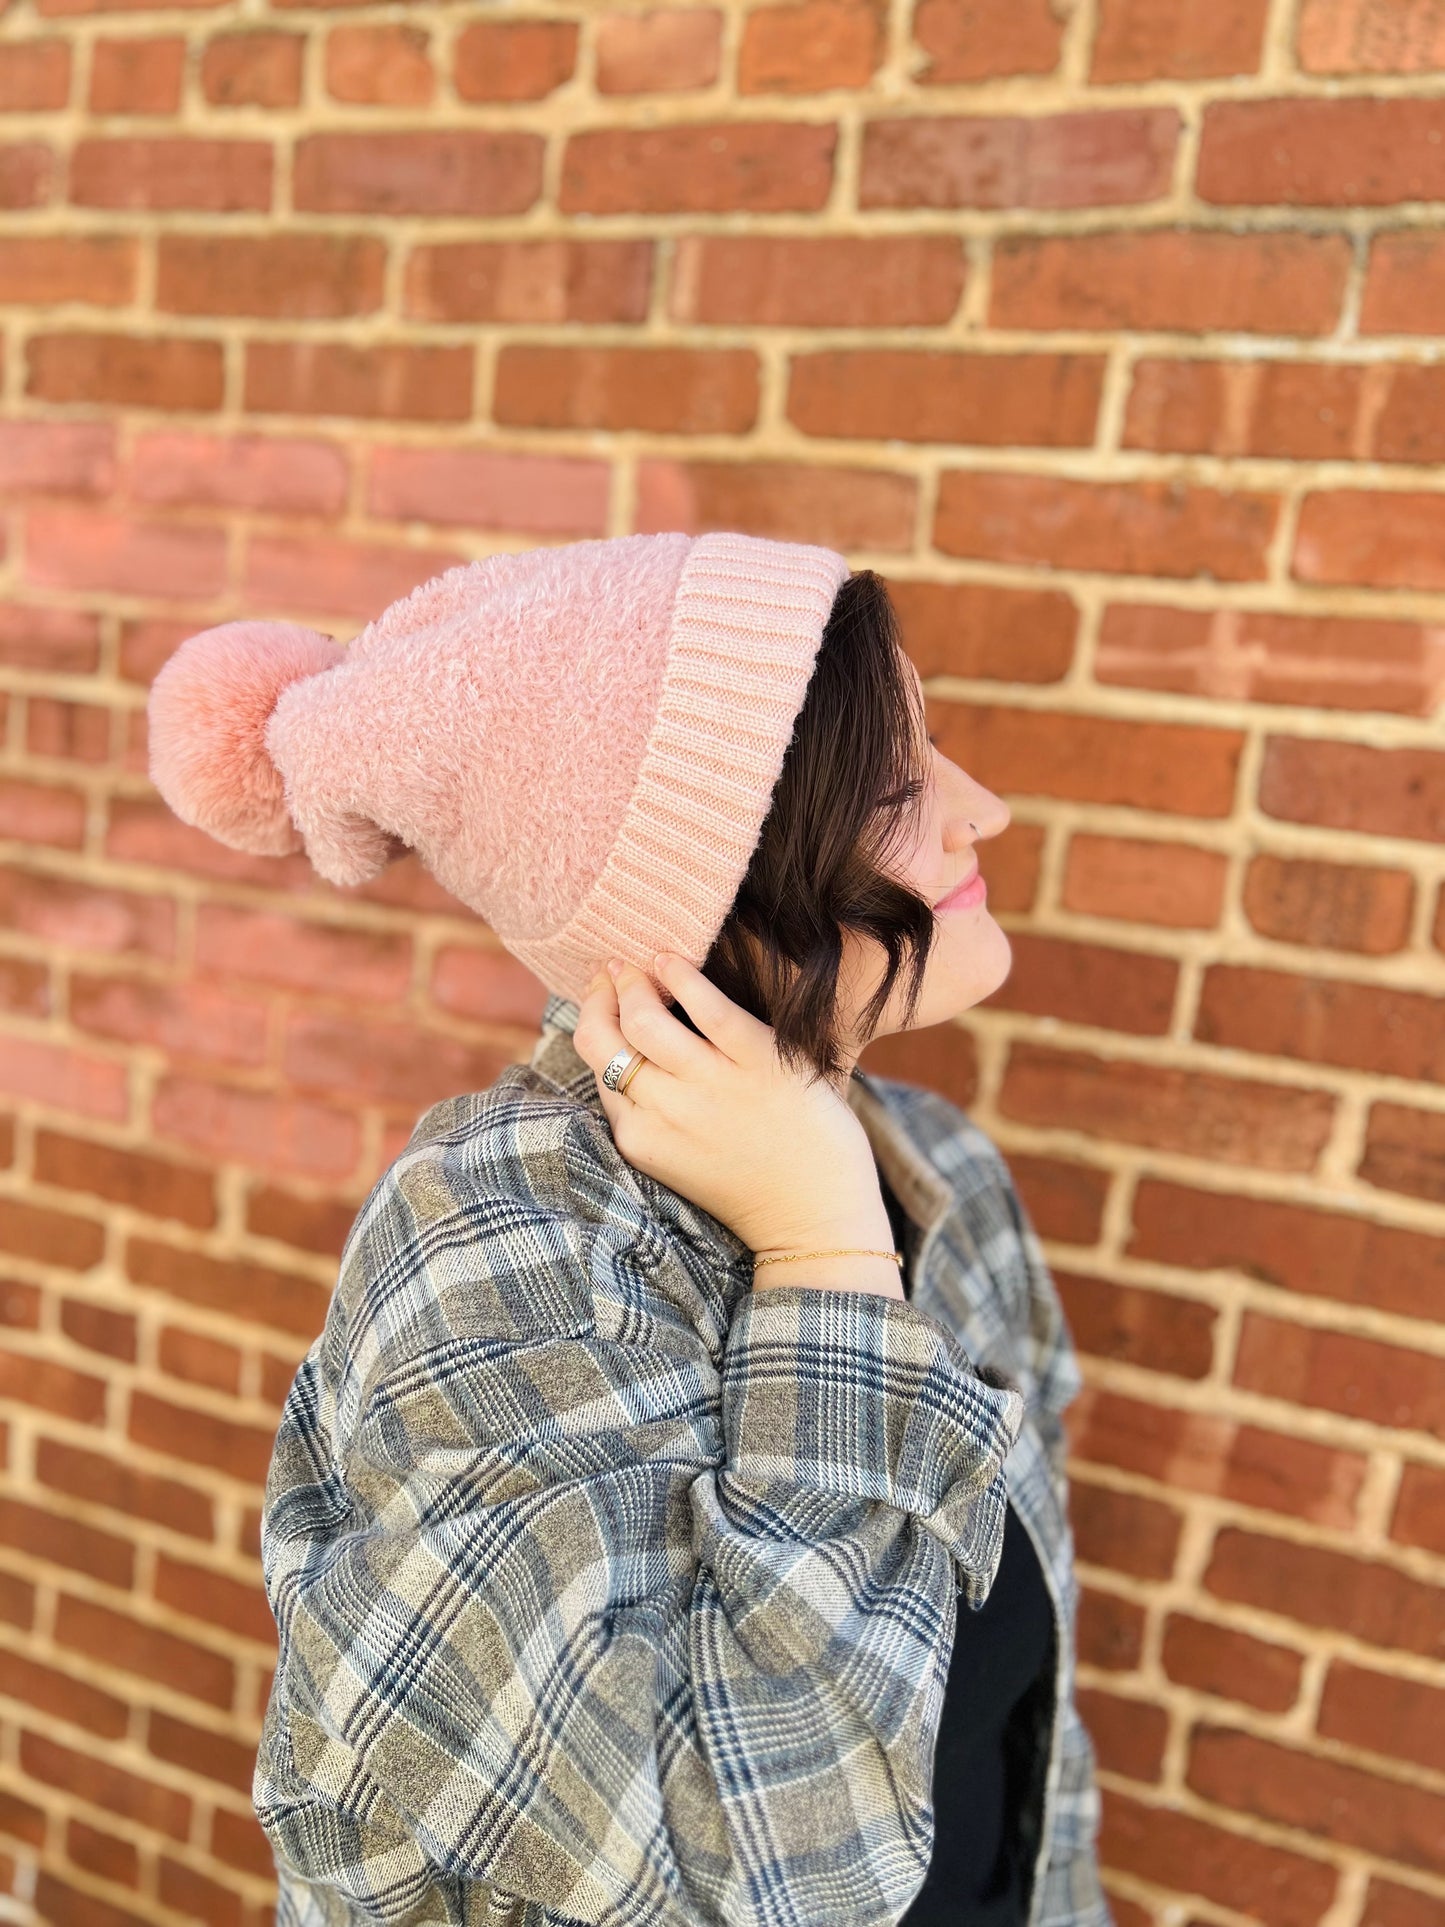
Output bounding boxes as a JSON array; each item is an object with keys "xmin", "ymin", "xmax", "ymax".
[
  {"xmin": 60, "ymin": 1296, "xmax": 136, "ymax": 1362},
  {"xmin": 1076, "ymin": 1685, "xmax": 1166, "ymax": 1783},
  {"xmin": 158, "ymin": 1324, "xmax": 241, "ymax": 1394},
  {"xmin": 452, "ymin": 18, "xmax": 578, "ymax": 101},
  {"xmin": 1006, "ymin": 1152, "xmax": 1110, "ymax": 1247},
  {"xmin": 1000, "ymin": 1044, "xmax": 1334, "ymax": 1170},
  {"xmin": 1295, "ymin": 489, "xmax": 1445, "ymax": 590},
  {"xmin": 1243, "ymin": 853, "xmax": 1414, "ymax": 954},
  {"xmin": 245, "ymin": 339, "xmax": 473, "ymax": 424},
  {"xmin": 69, "ymin": 138, "xmax": 272, "ymax": 213},
  {"xmin": 1298, "ymin": 0, "xmax": 1445, "ymax": 74},
  {"xmin": 494, "ymin": 344, "xmax": 759, "ymax": 435},
  {"xmin": 406, "ymin": 238, "xmax": 653, "ymax": 325},
  {"xmin": 1053, "ymin": 1269, "xmax": 1216, "ymax": 1377},
  {"xmin": 65, "ymin": 1816, "xmax": 139, "ymax": 1889},
  {"xmin": 560, "ymin": 122, "xmax": 835, "ymax": 214},
  {"xmin": 324, "ymin": 23, "xmax": 434, "ymax": 107},
  {"xmin": 978, "ymin": 821, "xmax": 1046, "ymax": 913},
  {"xmin": 35, "ymin": 1128, "xmax": 216, "ymax": 1228},
  {"xmin": 89, "ymin": 34, "xmax": 185, "ymax": 116},
  {"xmin": 34, "ymin": 1873, "xmax": 150, "ymax": 1927},
  {"xmin": 27, "ymin": 332, "xmax": 224, "ymax": 412},
  {"xmin": 1062, "ymin": 833, "xmax": 1226, "ymax": 930},
  {"xmin": 129, "ymin": 1390, "xmax": 276, "ymax": 1484},
  {"xmin": 1236, "ymin": 1311, "xmax": 1445, "ymax": 1434},
  {"xmin": 367, "ymin": 445, "xmax": 609, "ymax": 539},
  {"xmin": 786, "ymin": 350, "xmax": 1103, "ymax": 447},
  {"xmin": 1077, "ymin": 1584, "xmax": 1145, "ymax": 1671},
  {"xmin": 1161, "ymin": 1612, "xmax": 1303, "ymax": 1711},
  {"xmin": 156, "ymin": 231, "xmax": 386, "ymax": 320},
  {"xmin": 22, "ymin": 1727, "xmax": 190, "ymax": 1839},
  {"xmin": 0, "ymin": 1347, "xmax": 106, "ymax": 1425},
  {"xmin": 1200, "ymin": 97, "xmax": 1445, "ymax": 204},
  {"xmin": 739, "ymin": 1, "xmax": 881, "ymax": 92},
  {"xmin": 1205, "ymin": 1526, "xmax": 1445, "ymax": 1657},
  {"xmin": 1361, "ymin": 1101, "xmax": 1445, "ymax": 1204},
  {"xmin": 985, "ymin": 933, "xmax": 1178, "ymax": 1036},
  {"xmin": 1319, "ymin": 1658, "xmax": 1445, "ymax": 1776},
  {"xmin": 1100, "ymin": 1787, "xmax": 1337, "ymax": 1927},
  {"xmin": 911, "ymin": 0, "xmax": 1065, "ymax": 79},
  {"xmin": 1362, "ymin": 1877, "xmax": 1445, "ymax": 1927},
  {"xmin": 670, "ymin": 234, "xmax": 964, "ymax": 328},
  {"xmin": 147, "ymin": 1708, "xmax": 257, "ymax": 1794},
  {"xmin": 36, "ymin": 1436, "xmax": 214, "ymax": 1541},
  {"xmin": 1259, "ymin": 737, "xmax": 1445, "ymax": 843},
  {"xmin": 0, "ymin": 1646, "xmax": 129, "ymax": 1740},
  {"xmin": 154, "ymin": 1551, "xmax": 274, "ymax": 1647},
  {"xmin": 635, "ymin": 458, "xmax": 916, "ymax": 551},
  {"xmin": 199, "ymin": 30, "xmax": 303, "ymax": 110},
  {"xmin": 1092, "ymin": 0, "xmax": 1269, "ymax": 80},
  {"xmin": 1197, "ymin": 963, "xmax": 1445, "ymax": 1084},
  {"xmin": 991, "ymin": 229, "xmax": 1349, "ymax": 335},
  {"xmin": 597, "ymin": 7, "xmax": 722, "ymax": 93},
  {"xmin": 293, "ymin": 131, "xmax": 542, "ymax": 216},
  {"xmin": 860, "ymin": 109, "xmax": 1178, "ymax": 211},
  {"xmin": 889, "ymin": 580, "xmax": 1075, "ymax": 683},
  {"xmin": 1070, "ymin": 1477, "xmax": 1183, "ymax": 1580},
  {"xmin": 1361, "ymin": 230, "xmax": 1445, "ymax": 334},
  {"xmin": 54, "ymin": 1593, "xmax": 234, "ymax": 1708},
  {"xmin": 1392, "ymin": 1460, "xmax": 1445, "ymax": 1556},
  {"xmin": 934, "ymin": 472, "xmax": 1278, "ymax": 581}
]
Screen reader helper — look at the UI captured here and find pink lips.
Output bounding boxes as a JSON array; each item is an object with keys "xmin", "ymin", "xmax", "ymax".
[{"xmin": 934, "ymin": 866, "xmax": 987, "ymax": 914}]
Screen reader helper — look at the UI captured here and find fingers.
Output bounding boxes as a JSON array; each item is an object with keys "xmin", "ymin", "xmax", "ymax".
[
  {"xmin": 599, "ymin": 958, "xmax": 718, "ymax": 1083},
  {"xmin": 575, "ymin": 971, "xmax": 651, "ymax": 1117},
  {"xmin": 650, "ymin": 952, "xmax": 768, "ymax": 1065}
]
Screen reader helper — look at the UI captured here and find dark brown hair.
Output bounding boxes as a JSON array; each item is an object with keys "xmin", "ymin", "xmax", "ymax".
[{"xmin": 691, "ymin": 569, "xmax": 938, "ymax": 1090}]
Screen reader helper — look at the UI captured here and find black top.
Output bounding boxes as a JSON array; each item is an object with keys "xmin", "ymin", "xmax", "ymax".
[{"xmin": 879, "ymin": 1169, "xmax": 1056, "ymax": 1927}]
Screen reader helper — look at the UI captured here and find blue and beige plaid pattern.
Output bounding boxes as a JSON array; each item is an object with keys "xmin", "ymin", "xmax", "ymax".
[{"xmin": 255, "ymin": 993, "xmax": 1111, "ymax": 1927}]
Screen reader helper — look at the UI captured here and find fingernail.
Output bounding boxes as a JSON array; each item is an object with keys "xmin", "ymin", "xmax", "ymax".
[
  {"xmin": 606, "ymin": 957, "xmax": 622, "ymax": 976},
  {"xmin": 654, "ymin": 952, "xmax": 670, "ymax": 973}
]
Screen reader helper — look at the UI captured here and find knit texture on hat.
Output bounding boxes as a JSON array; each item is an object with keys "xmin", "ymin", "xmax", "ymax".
[{"xmin": 147, "ymin": 531, "xmax": 851, "ymax": 1004}]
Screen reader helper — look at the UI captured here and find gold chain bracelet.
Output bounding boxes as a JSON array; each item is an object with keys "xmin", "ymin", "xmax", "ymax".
[{"xmin": 752, "ymin": 1246, "xmax": 903, "ymax": 1269}]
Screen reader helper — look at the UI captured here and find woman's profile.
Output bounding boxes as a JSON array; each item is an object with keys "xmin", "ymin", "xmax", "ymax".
[{"xmin": 146, "ymin": 529, "xmax": 1110, "ymax": 1927}]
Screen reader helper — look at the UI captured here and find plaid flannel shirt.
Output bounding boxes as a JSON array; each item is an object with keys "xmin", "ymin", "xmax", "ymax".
[{"xmin": 255, "ymin": 993, "xmax": 1111, "ymax": 1927}]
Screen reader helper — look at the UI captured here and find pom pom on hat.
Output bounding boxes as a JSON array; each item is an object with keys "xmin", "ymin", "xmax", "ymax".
[{"xmin": 147, "ymin": 620, "xmax": 346, "ymax": 858}]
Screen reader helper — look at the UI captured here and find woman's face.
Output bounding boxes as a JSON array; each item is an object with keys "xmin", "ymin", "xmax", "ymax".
[{"xmin": 835, "ymin": 664, "xmax": 1013, "ymax": 1063}]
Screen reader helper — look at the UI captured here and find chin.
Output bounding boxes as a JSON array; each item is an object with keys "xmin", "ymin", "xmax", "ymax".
[{"xmin": 909, "ymin": 915, "xmax": 1013, "ymax": 1027}]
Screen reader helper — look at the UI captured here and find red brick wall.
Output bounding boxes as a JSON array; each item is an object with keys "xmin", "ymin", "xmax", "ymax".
[{"xmin": 1, "ymin": 2, "xmax": 1443, "ymax": 1922}]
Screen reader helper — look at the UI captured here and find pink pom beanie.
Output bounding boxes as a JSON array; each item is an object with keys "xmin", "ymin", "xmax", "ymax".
[{"xmin": 146, "ymin": 531, "xmax": 852, "ymax": 1004}]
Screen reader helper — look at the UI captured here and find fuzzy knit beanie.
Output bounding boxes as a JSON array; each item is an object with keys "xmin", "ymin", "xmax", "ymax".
[{"xmin": 146, "ymin": 530, "xmax": 852, "ymax": 1004}]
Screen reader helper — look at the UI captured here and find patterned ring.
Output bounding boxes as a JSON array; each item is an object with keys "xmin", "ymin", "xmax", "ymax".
[{"xmin": 602, "ymin": 1047, "xmax": 644, "ymax": 1092}]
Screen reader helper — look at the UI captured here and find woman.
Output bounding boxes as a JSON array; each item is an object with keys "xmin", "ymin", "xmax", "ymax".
[{"xmin": 147, "ymin": 529, "xmax": 1109, "ymax": 1927}]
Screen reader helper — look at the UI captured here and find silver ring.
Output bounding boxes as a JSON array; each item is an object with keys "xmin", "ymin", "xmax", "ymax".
[{"xmin": 602, "ymin": 1047, "xmax": 642, "ymax": 1092}]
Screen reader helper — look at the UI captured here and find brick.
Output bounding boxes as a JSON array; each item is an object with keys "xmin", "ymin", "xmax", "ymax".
[
  {"xmin": 1298, "ymin": 0, "xmax": 1445, "ymax": 73},
  {"xmin": 890, "ymin": 580, "xmax": 1075, "ymax": 683},
  {"xmin": 0, "ymin": 1568, "xmax": 34, "ymax": 1633},
  {"xmin": 158, "ymin": 1858, "xmax": 244, "ymax": 1927},
  {"xmin": 1244, "ymin": 854, "xmax": 1414, "ymax": 954},
  {"xmin": 740, "ymin": 0, "xmax": 883, "ymax": 91},
  {"xmin": 65, "ymin": 1817, "xmax": 139, "ymax": 1887},
  {"xmin": 1062, "ymin": 833, "xmax": 1226, "ymax": 930},
  {"xmin": 151, "ymin": 1072, "xmax": 359, "ymax": 1182},
  {"xmin": 200, "ymin": 30, "xmax": 303, "ymax": 111},
  {"xmin": 0, "ymin": 1784, "xmax": 46, "ymax": 1847},
  {"xmin": 1260, "ymin": 737, "xmax": 1445, "ymax": 844},
  {"xmin": 1069, "ymin": 1385, "xmax": 1365, "ymax": 1529},
  {"xmin": 977, "ymin": 821, "xmax": 1046, "ymax": 913},
  {"xmin": 22, "ymin": 1727, "xmax": 191, "ymax": 1838},
  {"xmin": 69, "ymin": 138, "xmax": 272, "ymax": 213},
  {"xmin": 324, "ymin": 23, "xmax": 434, "ymax": 107},
  {"xmin": 560, "ymin": 122, "xmax": 835, "ymax": 214},
  {"xmin": 1092, "ymin": 0, "xmax": 1269, "ymax": 80},
  {"xmin": 986, "ymin": 933, "xmax": 1178, "ymax": 1036},
  {"xmin": 34, "ymin": 1128, "xmax": 215, "ymax": 1228},
  {"xmin": 1369, "ymin": 363, "xmax": 1445, "ymax": 464},
  {"xmin": 1200, "ymin": 97, "xmax": 1445, "ymax": 205},
  {"xmin": 0, "ymin": 601, "xmax": 101, "ymax": 675},
  {"xmin": 60, "ymin": 1296, "xmax": 137, "ymax": 1362},
  {"xmin": 0, "ymin": 1347, "xmax": 106, "ymax": 1424},
  {"xmin": 0, "ymin": 1278, "xmax": 39, "ymax": 1330},
  {"xmin": 0, "ymin": 951, "xmax": 50, "ymax": 1018},
  {"xmin": 453, "ymin": 18, "xmax": 578, "ymax": 100},
  {"xmin": 90, "ymin": 34, "xmax": 185, "ymax": 115},
  {"xmin": 211, "ymin": 1803, "xmax": 276, "ymax": 1876},
  {"xmin": 860, "ymin": 1017, "xmax": 977, "ymax": 1111},
  {"xmin": 194, "ymin": 904, "xmax": 411, "ymax": 1003},
  {"xmin": 1078, "ymin": 1584, "xmax": 1145, "ymax": 1671},
  {"xmin": 283, "ymin": 1010, "xmax": 516, "ymax": 1110},
  {"xmin": 860, "ymin": 109, "xmax": 1178, "ymax": 211},
  {"xmin": 1129, "ymin": 1178, "xmax": 1444, "ymax": 1326},
  {"xmin": 406, "ymin": 238, "xmax": 652, "ymax": 326},
  {"xmin": 1361, "ymin": 231, "xmax": 1445, "ymax": 334},
  {"xmin": 36, "ymin": 1437, "xmax": 214, "ymax": 1541},
  {"xmin": 598, "ymin": 8, "xmax": 722, "ymax": 94},
  {"xmin": 1197, "ymin": 963, "xmax": 1445, "ymax": 1084},
  {"xmin": 1392, "ymin": 1460, "xmax": 1445, "ymax": 1556},
  {"xmin": 293, "ymin": 131, "xmax": 542, "ymax": 216},
  {"xmin": 245, "ymin": 1182, "xmax": 364, "ymax": 1261},
  {"xmin": 261, "ymin": 1349, "xmax": 305, "ymax": 1410},
  {"xmin": 670, "ymin": 234, "xmax": 964, "ymax": 328},
  {"xmin": 1363, "ymin": 1878, "xmax": 1445, "ymax": 1927},
  {"xmin": 1320, "ymin": 1658, "xmax": 1445, "ymax": 1776},
  {"xmin": 1124, "ymin": 356, "xmax": 1364, "ymax": 461},
  {"xmin": 1076, "ymin": 1685, "xmax": 1166, "ymax": 1783},
  {"xmin": 0, "ymin": 37, "xmax": 70, "ymax": 110},
  {"xmin": 33, "ymin": 1874, "xmax": 150, "ymax": 1927},
  {"xmin": 27, "ymin": 694, "xmax": 111, "ymax": 763},
  {"xmin": 27, "ymin": 331, "xmax": 223, "ymax": 412},
  {"xmin": 1295, "ymin": 489, "xmax": 1445, "ymax": 591},
  {"xmin": 787, "ymin": 350, "xmax": 1103, "ymax": 448},
  {"xmin": 26, "ymin": 505, "xmax": 226, "ymax": 603},
  {"xmin": 1205, "ymin": 1526, "xmax": 1445, "ymax": 1658},
  {"xmin": 0, "ymin": 1645, "xmax": 129, "ymax": 1739},
  {"xmin": 125, "ymin": 1233, "xmax": 331, "ymax": 1341},
  {"xmin": 156, "ymin": 231, "xmax": 386, "ymax": 320},
  {"xmin": 1000, "ymin": 1043, "xmax": 1334, "ymax": 1171},
  {"xmin": 930, "ymin": 704, "xmax": 1243, "ymax": 816},
  {"xmin": 241, "ymin": 531, "xmax": 470, "ymax": 620},
  {"xmin": 127, "ymin": 431, "xmax": 348, "ymax": 520},
  {"xmin": 67, "ymin": 970, "xmax": 267, "ymax": 1068},
  {"xmin": 1236, "ymin": 1312, "xmax": 1445, "ymax": 1435},
  {"xmin": 129, "ymin": 1390, "xmax": 276, "ymax": 1485},
  {"xmin": 1006, "ymin": 1152, "xmax": 1110, "ymax": 1247},
  {"xmin": 1100, "ymin": 1787, "xmax": 1337, "ymax": 1927},
  {"xmin": 54, "ymin": 1593, "xmax": 234, "ymax": 1708},
  {"xmin": 0, "ymin": 420, "xmax": 114, "ymax": 497},
  {"xmin": 0, "ymin": 776, "xmax": 87, "ymax": 850},
  {"xmin": 154, "ymin": 1552, "xmax": 274, "ymax": 1647},
  {"xmin": 1161, "ymin": 1612, "xmax": 1303, "ymax": 1712},
  {"xmin": 1188, "ymin": 1724, "xmax": 1445, "ymax": 1872},
  {"xmin": 911, "ymin": 0, "xmax": 1068, "ymax": 81},
  {"xmin": 0, "ymin": 1191, "xmax": 103, "ymax": 1270},
  {"xmin": 1070, "ymin": 1477, "xmax": 1183, "ymax": 1580},
  {"xmin": 934, "ymin": 472, "xmax": 1278, "ymax": 581},
  {"xmin": 1362, "ymin": 1101, "xmax": 1445, "ymax": 1204},
  {"xmin": 367, "ymin": 446, "xmax": 608, "ymax": 539},
  {"xmin": 147, "ymin": 1708, "xmax": 258, "ymax": 1794},
  {"xmin": 494, "ymin": 344, "xmax": 759, "ymax": 435},
  {"xmin": 635, "ymin": 458, "xmax": 916, "ymax": 551},
  {"xmin": 0, "ymin": 1492, "xmax": 134, "ymax": 1584},
  {"xmin": 1053, "ymin": 1271, "xmax": 1216, "ymax": 1378},
  {"xmin": 245, "ymin": 339, "xmax": 472, "ymax": 424},
  {"xmin": 159, "ymin": 1325, "xmax": 242, "ymax": 1394},
  {"xmin": 991, "ymin": 229, "xmax": 1350, "ymax": 336}
]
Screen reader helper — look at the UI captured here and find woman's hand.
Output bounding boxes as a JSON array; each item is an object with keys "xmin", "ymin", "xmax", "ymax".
[{"xmin": 573, "ymin": 954, "xmax": 892, "ymax": 1260}]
